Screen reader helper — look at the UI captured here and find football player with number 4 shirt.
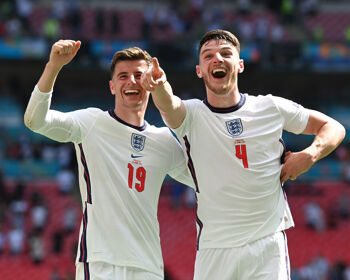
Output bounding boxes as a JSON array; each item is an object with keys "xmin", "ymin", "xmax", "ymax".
[
  {"xmin": 24, "ymin": 40, "xmax": 193, "ymax": 280},
  {"xmin": 141, "ymin": 30, "xmax": 346, "ymax": 280}
]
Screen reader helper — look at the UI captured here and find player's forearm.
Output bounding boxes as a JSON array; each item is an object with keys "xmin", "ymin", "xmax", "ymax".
[
  {"xmin": 24, "ymin": 62, "xmax": 61, "ymax": 130},
  {"xmin": 304, "ymin": 119, "xmax": 345, "ymax": 163},
  {"xmin": 153, "ymin": 82, "xmax": 178, "ymax": 112},
  {"xmin": 153, "ymin": 82, "xmax": 186, "ymax": 129},
  {"xmin": 37, "ymin": 62, "xmax": 63, "ymax": 93}
]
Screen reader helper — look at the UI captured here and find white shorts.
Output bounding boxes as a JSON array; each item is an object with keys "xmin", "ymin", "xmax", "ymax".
[
  {"xmin": 75, "ymin": 262, "xmax": 163, "ymax": 280},
  {"xmin": 194, "ymin": 231, "xmax": 290, "ymax": 280}
]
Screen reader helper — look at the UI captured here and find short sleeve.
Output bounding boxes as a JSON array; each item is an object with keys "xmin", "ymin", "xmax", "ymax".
[
  {"xmin": 172, "ymin": 99, "xmax": 198, "ymax": 138},
  {"xmin": 271, "ymin": 96, "xmax": 309, "ymax": 134}
]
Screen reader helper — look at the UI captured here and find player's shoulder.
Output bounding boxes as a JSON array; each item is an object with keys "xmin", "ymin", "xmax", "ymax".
[
  {"xmin": 183, "ymin": 98, "xmax": 210, "ymax": 117},
  {"xmin": 246, "ymin": 93, "xmax": 302, "ymax": 115},
  {"xmin": 146, "ymin": 124, "xmax": 178, "ymax": 141},
  {"xmin": 146, "ymin": 123, "xmax": 172, "ymax": 136},
  {"xmin": 183, "ymin": 98, "xmax": 203, "ymax": 107},
  {"xmin": 245, "ymin": 92, "xmax": 275, "ymax": 101},
  {"xmin": 244, "ymin": 93, "xmax": 278, "ymax": 107},
  {"xmin": 69, "ymin": 107, "xmax": 108, "ymax": 124},
  {"xmin": 252, "ymin": 94, "xmax": 297, "ymax": 108},
  {"xmin": 83, "ymin": 107, "xmax": 110, "ymax": 118},
  {"xmin": 85, "ymin": 107, "xmax": 105, "ymax": 113},
  {"xmin": 68, "ymin": 107, "xmax": 104, "ymax": 117},
  {"xmin": 244, "ymin": 93, "xmax": 296, "ymax": 116},
  {"xmin": 73, "ymin": 107, "xmax": 104, "ymax": 114},
  {"xmin": 244, "ymin": 93, "xmax": 283, "ymax": 107}
]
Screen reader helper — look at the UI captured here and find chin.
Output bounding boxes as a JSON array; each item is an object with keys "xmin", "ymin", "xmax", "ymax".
[{"xmin": 209, "ymin": 84, "xmax": 230, "ymax": 95}]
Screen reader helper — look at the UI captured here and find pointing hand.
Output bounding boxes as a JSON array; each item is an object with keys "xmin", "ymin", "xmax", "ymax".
[{"xmin": 141, "ymin": 57, "xmax": 167, "ymax": 91}]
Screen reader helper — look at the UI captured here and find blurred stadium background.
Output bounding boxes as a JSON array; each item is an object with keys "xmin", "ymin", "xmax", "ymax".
[{"xmin": 0, "ymin": 0, "xmax": 350, "ymax": 279}]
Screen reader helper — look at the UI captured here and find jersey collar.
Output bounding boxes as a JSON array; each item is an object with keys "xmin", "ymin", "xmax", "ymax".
[
  {"xmin": 203, "ymin": 93, "xmax": 246, "ymax": 113},
  {"xmin": 108, "ymin": 110, "xmax": 147, "ymax": 131}
]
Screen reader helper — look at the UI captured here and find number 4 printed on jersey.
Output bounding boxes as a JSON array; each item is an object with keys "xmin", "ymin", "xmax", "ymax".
[
  {"xmin": 235, "ymin": 140, "xmax": 248, "ymax": 168},
  {"xmin": 127, "ymin": 163, "xmax": 146, "ymax": 192}
]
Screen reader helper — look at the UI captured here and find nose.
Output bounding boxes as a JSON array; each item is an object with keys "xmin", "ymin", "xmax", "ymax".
[
  {"xmin": 128, "ymin": 75, "xmax": 137, "ymax": 84},
  {"xmin": 213, "ymin": 52, "xmax": 224, "ymax": 63}
]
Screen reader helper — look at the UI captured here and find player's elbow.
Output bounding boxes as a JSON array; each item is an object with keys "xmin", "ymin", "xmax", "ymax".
[
  {"xmin": 331, "ymin": 120, "xmax": 346, "ymax": 146},
  {"xmin": 338, "ymin": 122, "xmax": 346, "ymax": 142},
  {"xmin": 24, "ymin": 111, "xmax": 32, "ymax": 129},
  {"xmin": 24, "ymin": 111, "xmax": 38, "ymax": 131}
]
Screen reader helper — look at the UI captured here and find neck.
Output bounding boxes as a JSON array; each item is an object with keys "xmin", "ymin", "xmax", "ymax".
[
  {"xmin": 206, "ymin": 87, "xmax": 241, "ymax": 108},
  {"xmin": 113, "ymin": 107, "xmax": 145, "ymax": 127}
]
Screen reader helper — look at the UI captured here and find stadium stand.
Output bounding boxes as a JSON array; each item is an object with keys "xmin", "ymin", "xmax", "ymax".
[
  {"xmin": 303, "ymin": 12, "xmax": 350, "ymax": 42},
  {"xmin": 0, "ymin": 180, "xmax": 79, "ymax": 280}
]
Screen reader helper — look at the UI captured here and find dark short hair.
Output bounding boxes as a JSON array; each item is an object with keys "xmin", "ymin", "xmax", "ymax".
[
  {"xmin": 198, "ymin": 29, "xmax": 240, "ymax": 55},
  {"xmin": 110, "ymin": 47, "xmax": 152, "ymax": 77}
]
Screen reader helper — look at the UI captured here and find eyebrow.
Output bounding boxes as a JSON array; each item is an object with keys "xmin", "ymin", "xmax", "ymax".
[
  {"xmin": 117, "ymin": 72, "xmax": 128, "ymax": 77},
  {"xmin": 117, "ymin": 70, "xmax": 143, "ymax": 77},
  {"xmin": 201, "ymin": 46, "xmax": 233, "ymax": 56}
]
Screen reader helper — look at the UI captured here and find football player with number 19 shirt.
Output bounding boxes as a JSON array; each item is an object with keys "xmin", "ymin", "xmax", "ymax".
[{"xmin": 24, "ymin": 40, "xmax": 193, "ymax": 280}]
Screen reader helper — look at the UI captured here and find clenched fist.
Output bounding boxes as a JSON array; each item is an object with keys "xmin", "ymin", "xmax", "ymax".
[{"xmin": 49, "ymin": 39, "xmax": 81, "ymax": 69}]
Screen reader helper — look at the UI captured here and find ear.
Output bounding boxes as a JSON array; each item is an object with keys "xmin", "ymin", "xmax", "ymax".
[
  {"xmin": 196, "ymin": 65, "xmax": 202, "ymax": 78},
  {"xmin": 109, "ymin": 80, "xmax": 116, "ymax": 95},
  {"xmin": 238, "ymin": 59, "xmax": 244, "ymax": 74}
]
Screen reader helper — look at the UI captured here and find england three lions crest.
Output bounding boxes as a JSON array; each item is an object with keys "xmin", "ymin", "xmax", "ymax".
[
  {"xmin": 226, "ymin": 119, "xmax": 243, "ymax": 136},
  {"xmin": 131, "ymin": 133, "xmax": 146, "ymax": 152}
]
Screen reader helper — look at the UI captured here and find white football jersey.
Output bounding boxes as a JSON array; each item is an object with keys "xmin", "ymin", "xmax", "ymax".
[
  {"xmin": 25, "ymin": 86, "xmax": 193, "ymax": 277},
  {"xmin": 173, "ymin": 93, "xmax": 309, "ymax": 249}
]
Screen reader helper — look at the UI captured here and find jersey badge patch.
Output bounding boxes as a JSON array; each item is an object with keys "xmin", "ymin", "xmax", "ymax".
[
  {"xmin": 131, "ymin": 133, "xmax": 146, "ymax": 152},
  {"xmin": 226, "ymin": 118, "xmax": 243, "ymax": 136}
]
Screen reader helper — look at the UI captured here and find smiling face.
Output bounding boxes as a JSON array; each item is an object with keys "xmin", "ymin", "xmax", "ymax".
[
  {"xmin": 196, "ymin": 38, "xmax": 244, "ymax": 99},
  {"xmin": 109, "ymin": 59, "xmax": 150, "ymax": 113}
]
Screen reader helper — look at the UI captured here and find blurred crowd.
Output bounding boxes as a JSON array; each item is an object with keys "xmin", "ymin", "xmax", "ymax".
[
  {"xmin": 0, "ymin": 0, "xmax": 349, "ymax": 44},
  {"xmin": 293, "ymin": 256, "xmax": 350, "ymax": 280}
]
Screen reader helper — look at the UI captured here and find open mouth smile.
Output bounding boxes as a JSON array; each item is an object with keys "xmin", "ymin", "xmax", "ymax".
[
  {"xmin": 124, "ymin": 89, "xmax": 140, "ymax": 96},
  {"xmin": 211, "ymin": 68, "xmax": 227, "ymax": 78}
]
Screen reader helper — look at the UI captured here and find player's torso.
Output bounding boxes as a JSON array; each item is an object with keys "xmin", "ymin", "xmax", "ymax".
[
  {"xmin": 187, "ymin": 95, "xmax": 285, "ymax": 195},
  {"xmin": 77, "ymin": 111, "xmax": 173, "ymax": 208},
  {"xmin": 74, "ymin": 111, "xmax": 174, "ymax": 271},
  {"xmin": 182, "ymin": 96, "xmax": 292, "ymax": 247}
]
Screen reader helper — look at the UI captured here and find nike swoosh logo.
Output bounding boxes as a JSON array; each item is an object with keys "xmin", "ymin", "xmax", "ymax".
[{"xmin": 131, "ymin": 154, "xmax": 143, "ymax": 158}]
